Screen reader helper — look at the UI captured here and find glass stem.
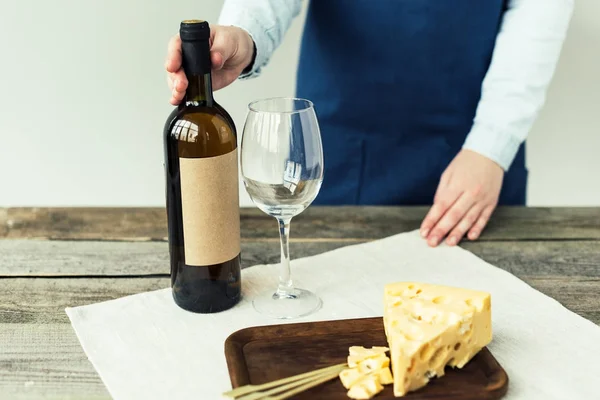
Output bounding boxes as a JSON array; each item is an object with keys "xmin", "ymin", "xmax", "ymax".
[{"xmin": 276, "ymin": 217, "xmax": 293, "ymax": 297}]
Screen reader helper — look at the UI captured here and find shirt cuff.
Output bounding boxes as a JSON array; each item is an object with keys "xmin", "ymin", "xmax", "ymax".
[
  {"xmin": 218, "ymin": 14, "xmax": 271, "ymax": 79},
  {"xmin": 462, "ymin": 125, "xmax": 524, "ymax": 171}
]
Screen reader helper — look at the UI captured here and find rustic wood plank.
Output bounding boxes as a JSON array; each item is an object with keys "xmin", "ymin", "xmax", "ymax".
[
  {"xmin": 2, "ymin": 207, "xmax": 599, "ymax": 241},
  {"xmin": 1, "ymin": 239, "xmax": 599, "ymax": 278},
  {"xmin": 0, "ymin": 278, "xmax": 166, "ymax": 324},
  {"xmin": 463, "ymin": 240, "xmax": 600, "ymax": 277},
  {"xmin": 0, "ymin": 276, "xmax": 598, "ymax": 325},
  {"xmin": 0, "ymin": 324, "xmax": 109, "ymax": 400},
  {"xmin": 0, "ymin": 240, "xmax": 355, "ymax": 276}
]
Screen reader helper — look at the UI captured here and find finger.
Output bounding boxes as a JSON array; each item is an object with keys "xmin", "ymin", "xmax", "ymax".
[
  {"xmin": 171, "ymin": 86, "xmax": 185, "ymax": 102},
  {"xmin": 468, "ymin": 204, "xmax": 496, "ymax": 240},
  {"xmin": 211, "ymin": 51, "xmax": 225, "ymax": 70},
  {"xmin": 171, "ymin": 73, "xmax": 187, "ymax": 92},
  {"xmin": 169, "ymin": 70, "xmax": 187, "ymax": 96},
  {"xmin": 427, "ymin": 192, "xmax": 476, "ymax": 247},
  {"xmin": 165, "ymin": 35, "xmax": 182, "ymax": 73},
  {"xmin": 446, "ymin": 205, "xmax": 484, "ymax": 246},
  {"xmin": 210, "ymin": 29, "xmax": 236, "ymax": 70},
  {"xmin": 169, "ymin": 75, "xmax": 188, "ymax": 105},
  {"xmin": 172, "ymin": 88, "xmax": 185, "ymax": 102},
  {"xmin": 420, "ymin": 189, "xmax": 461, "ymax": 238},
  {"xmin": 167, "ymin": 74, "xmax": 173, "ymax": 91}
]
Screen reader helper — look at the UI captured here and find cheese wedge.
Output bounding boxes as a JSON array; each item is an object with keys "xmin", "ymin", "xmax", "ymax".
[{"xmin": 383, "ymin": 282, "xmax": 492, "ymax": 397}]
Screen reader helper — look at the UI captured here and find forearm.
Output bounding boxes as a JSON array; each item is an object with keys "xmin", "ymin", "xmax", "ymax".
[
  {"xmin": 463, "ymin": 0, "xmax": 574, "ymax": 170},
  {"xmin": 218, "ymin": 0, "xmax": 303, "ymax": 78}
]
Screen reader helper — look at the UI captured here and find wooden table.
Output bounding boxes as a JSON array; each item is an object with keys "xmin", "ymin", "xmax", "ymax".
[{"xmin": 1, "ymin": 207, "xmax": 599, "ymax": 399}]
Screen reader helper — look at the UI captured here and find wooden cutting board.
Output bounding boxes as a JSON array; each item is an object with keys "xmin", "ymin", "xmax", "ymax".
[{"xmin": 224, "ymin": 317, "xmax": 508, "ymax": 399}]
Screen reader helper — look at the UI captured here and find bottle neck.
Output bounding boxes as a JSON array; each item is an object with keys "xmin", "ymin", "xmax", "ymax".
[
  {"xmin": 184, "ymin": 72, "xmax": 213, "ymax": 107},
  {"xmin": 181, "ymin": 39, "xmax": 213, "ymax": 107}
]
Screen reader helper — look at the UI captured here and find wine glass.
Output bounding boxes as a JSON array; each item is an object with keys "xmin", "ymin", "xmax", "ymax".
[{"xmin": 240, "ymin": 97, "xmax": 324, "ymax": 319}]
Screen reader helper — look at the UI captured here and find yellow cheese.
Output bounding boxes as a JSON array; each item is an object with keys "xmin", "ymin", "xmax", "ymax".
[
  {"xmin": 339, "ymin": 367, "xmax": 364, "ymax": 389},
  {"xmin": 339, "ymin": 354, "xmax": 391, "ymax": 389},
  {"xmin": 383, "ymin": 282, "xmax": 492, "ymax": 397},
  {"xmin": 340, "ymin": 348, "xmax": 394, "ymax": 397},
  {"xmin": 340, "ymin": 363, "xmax": 393, "ymax": 390},
  {"xmin": 375, "ymin": 367, "xmax": 394, "ymax": 385},
  {"xmin": 347, "ymin": 374, "xmax": 384, "ymax": 400},
  {"xmin": 347, "ymin": 346, "xmax": 389, "ymax": 367},
  {"xmin": 349, "ymin": 346, "xmax": 389, "ymax": 357},
  {"xmin": 356, "ymin": 354, "xmax": 389, "ymax": 374}
]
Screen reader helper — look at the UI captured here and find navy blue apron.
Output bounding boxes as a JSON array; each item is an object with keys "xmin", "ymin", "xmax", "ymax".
[{"xmin": 295, "ymin": 0, "xmax": 527, "ymax": 206}]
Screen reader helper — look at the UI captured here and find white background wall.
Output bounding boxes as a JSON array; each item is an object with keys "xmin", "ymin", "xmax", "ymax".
[{"xmin": 0, "ymin": 0, "xmax": 598, "ymax": 207}]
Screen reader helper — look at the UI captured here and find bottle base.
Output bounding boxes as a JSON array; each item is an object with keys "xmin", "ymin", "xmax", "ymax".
[{"xmin": 172, "ymin": 290, "xmax": 241, "ymax": 314}]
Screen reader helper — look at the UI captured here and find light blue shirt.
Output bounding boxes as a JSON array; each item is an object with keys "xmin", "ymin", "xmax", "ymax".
[{"xmin": 219, "ymin": 0, "xmax": 573, "ymax": 171}]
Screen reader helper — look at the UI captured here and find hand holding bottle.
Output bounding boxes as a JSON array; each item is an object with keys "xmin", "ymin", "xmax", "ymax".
[{"xmin": 165, "ymin": 24, "xmax": 255, "ymax": 105}]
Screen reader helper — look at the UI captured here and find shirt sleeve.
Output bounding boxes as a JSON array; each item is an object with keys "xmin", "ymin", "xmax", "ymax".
[
  {"xmin": 462, "ymin": 0, "xmax": 574, "ymax": 171},
  {"xmin": 217, "ymin": 0, "xmax": 303, "ymax": 79}
]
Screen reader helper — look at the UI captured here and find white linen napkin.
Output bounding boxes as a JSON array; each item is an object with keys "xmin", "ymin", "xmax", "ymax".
[{"xmin": 66, "ymin": 230, "xmax": 600, "ymax": 400}]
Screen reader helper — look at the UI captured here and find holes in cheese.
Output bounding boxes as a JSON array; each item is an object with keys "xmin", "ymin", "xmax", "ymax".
[
  {"xmin": 429, "ymin": 347, "xmax": 447, "ymax": 366},
  {"xmin": 419, "ymin": 343, "xmax": 434, "ymax": 361},
  {"xmin": 407, "ymin": 358, "xmax": 415, "ymax": 373}
]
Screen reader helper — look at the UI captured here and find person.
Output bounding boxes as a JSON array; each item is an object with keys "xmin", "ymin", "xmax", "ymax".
[{"xmin": 165, "ymin": 0, "xmax": 573, "ymax": 247}]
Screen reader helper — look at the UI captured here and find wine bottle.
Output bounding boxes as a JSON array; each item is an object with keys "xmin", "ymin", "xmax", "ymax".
[{"xmin": 163, "ymin": 20, "xmax": 241, "ymax": 313}]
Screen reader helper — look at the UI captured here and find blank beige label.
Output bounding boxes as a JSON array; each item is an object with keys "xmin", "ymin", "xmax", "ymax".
[{"xmin": 179, "ymin": 149, "xmax": 241, "ymax": 266}]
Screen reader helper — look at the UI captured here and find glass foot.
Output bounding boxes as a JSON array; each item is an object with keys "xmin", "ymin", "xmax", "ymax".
[{"xmin": 252, "ymin": 288, "xmax": 322, "ymax": 319}]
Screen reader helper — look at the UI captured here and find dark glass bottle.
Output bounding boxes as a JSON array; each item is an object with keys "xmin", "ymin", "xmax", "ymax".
[{"xmin": 163, "ymin": 20, "xmax": 241, "ymax": 313}]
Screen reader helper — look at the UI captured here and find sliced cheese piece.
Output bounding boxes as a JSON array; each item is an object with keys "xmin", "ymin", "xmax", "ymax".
[
  {"xmin": 375, "ymin": 367, "xmax": 394, "ymax": 385},
  {"xmin": 349, "ymin": 346, "xmax": 389, "ymax": 357},
  {"xmin": 341, "ymin": 346, "xmax": 394, "ymax": 397},
  {"xmin": 383, "ymin": 282, "xmax": 492, "ymax": 397},
  {"xmin": 347, "ymin": 374, "xmax": 384, "ymax": 400},
  {"xmin": 340, "ymin": 363, "xmax": 393, "ymax": 390},
  {"xmin": 339, "ymin": 367, "xmax": 363, "ymax": 389},
  {"xmin": 347, "ymin": 346, "xmax": 389, "ymax": 367},
  {"xmin": 341, "ymin": 352, "xmax": 391, "ymax": 387},
  {"xmin": 357, "ymin": 354, "xmax": 390, "ymax": 374}
]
